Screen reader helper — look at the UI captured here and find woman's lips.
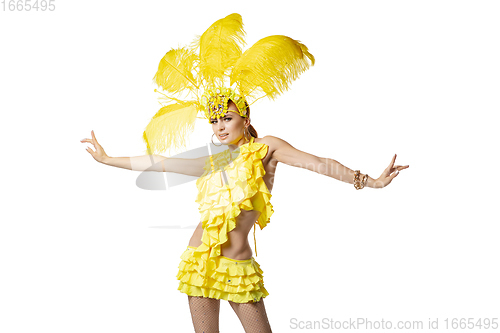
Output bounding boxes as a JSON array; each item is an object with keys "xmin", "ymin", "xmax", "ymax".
[{"xmin": 219, "ymin": 134, "xmax": 229, "ymax": 139}]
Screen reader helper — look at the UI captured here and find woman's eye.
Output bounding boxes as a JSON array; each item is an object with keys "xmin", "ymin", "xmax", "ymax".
[{"xmin": 210, "ymin": 118, "xmax": 230, "ymax": 124}]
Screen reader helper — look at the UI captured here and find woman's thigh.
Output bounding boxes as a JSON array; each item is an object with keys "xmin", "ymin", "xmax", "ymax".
[
  {"xmin": 228, "ymin": 298, "xmax": 272, "ymax": 333},
  {"xmin": 188, "ymin": 296, "xmax": 221, "ymax": 333}
]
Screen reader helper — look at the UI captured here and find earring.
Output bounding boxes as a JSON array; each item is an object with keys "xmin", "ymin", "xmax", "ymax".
[{"xmin": 211, "ymin": 133, "xmax": 223, "ymax": 146}]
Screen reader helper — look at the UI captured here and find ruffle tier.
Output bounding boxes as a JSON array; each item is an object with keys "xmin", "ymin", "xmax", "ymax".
[
  {"xmin": 192, "ymin": 138, "xmax": 274, "ymax": 277},
  {"xmin": 177, "ymin": 247, "xmax": 269, "ymax": 303}
]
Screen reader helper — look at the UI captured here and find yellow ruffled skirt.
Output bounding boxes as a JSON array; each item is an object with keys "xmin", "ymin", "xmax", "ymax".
[{"xmin": 177, "ymin": 246, "xmax": 269, "ymax": 303}]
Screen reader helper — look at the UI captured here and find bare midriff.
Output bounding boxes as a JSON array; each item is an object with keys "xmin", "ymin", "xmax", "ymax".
[{"xmin": 188, "ymin": 208, "xmax": 261, "ymax": 261}]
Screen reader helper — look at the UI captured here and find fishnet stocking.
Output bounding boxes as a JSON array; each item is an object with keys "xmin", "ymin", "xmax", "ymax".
[
  {"xmin": 229, "ymin": 298, "xmax": 272, "ymax": 333},
  {"xmin": 188, "ymin": 296, "xmax": 220, "ymax": 333}
]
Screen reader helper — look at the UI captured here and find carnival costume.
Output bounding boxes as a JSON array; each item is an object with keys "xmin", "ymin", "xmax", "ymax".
[{"xmin": 142, "ymin": 13, "xmax": 314, "ymax": 303}]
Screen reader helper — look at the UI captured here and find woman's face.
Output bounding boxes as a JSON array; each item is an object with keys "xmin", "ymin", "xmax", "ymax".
[{"xmin": 210, "ymin": 101, "xmax": 249, "ymax": 146}]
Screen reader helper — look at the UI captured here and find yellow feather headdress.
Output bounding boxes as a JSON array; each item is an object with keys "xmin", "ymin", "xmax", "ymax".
[{"xmin": 143, "ymin": 13, "xmax": 314, "ymax": 155}]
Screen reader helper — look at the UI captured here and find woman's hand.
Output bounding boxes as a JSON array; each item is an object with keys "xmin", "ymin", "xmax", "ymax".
[
  {"xmin": 81, "ymin": 130, "xmax": 110, "ymax": 164},
  {"xmin": 374, "ymin": 154, "xmax": 409, "ymax": 188}
]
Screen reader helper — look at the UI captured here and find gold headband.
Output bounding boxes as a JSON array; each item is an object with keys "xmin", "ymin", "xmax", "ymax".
[{"xmin": 202, "ymin": 87, "xmax": 248, "ymax": 121}]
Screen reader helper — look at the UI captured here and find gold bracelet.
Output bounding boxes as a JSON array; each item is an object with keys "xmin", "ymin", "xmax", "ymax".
[{"xmin": 354, "ymin": 170, "xmax": 368, "ymax": 190}]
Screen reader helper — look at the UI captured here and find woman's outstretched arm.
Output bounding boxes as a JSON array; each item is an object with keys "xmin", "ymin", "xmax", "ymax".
[
  {"xmin": 81, "ymin": 130, "xmax": 206, "ymax": 176},
  {"xmin": 265, "ymin": 135, "xmax": 409, "ymax": 189}
]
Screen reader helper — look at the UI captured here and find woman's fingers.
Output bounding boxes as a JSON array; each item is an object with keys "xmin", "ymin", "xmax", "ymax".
[
  {"xmin": 388, "ymin": 154, "xmax": 396, "ymax": 168},
  {"xmin": 385, "ymin": 167, "xmax": 401, "ymax": 185},
  {"xmin": 91, "ymin": 130, "xmax": 97, "ymax": 147},
  {"xmin": 91, "ymin": 130, "xmax": 104, "ymax": 151},
  {"xmin": 81, "ymin": 138, "xmax": 93, "ymax": 145},
  {"xmin": 387, "ymin": 170, "xmax": 399, "ymax": 183},
  {"xmin": 82, "ymin": 131, "xmax": 109, "ymax": 163},
  {"xmin": 386, "ymin": 155, "xmax": 410, "ymax": 173},
  {"xmin": 81, "ymin": 135, "xmax": 96, "ymax": 152},
  {"xmin": 379, "ymin": 156, "xmax": 408, "ymax": 185},
  {"xmin": 382, "ymin": 154, "xmax": 397, "ymax": 176},
  {"xmin": 81, "ymin": 131, "xmax": 96, "ymax": 145},
  {"xmin": 91, "ymin": 130, "xmax": 99, "ymax": 145},
  {"xmin": 82, "ymin": 132, "xmax": 98, "ymax": 153},
  {"xmin": 375, "ymin": 157, "xmax": 408, "ymax": 188},
  {"xmin": 392, "ymin": 164, "xmax": 409, "ymax": 173},
  {"xmin": 81, "ymin": 138, "xmax": 93, "ymax": 151}
]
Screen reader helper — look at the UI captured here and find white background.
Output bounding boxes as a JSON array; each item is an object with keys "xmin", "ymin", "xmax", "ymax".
[{"xmin": 1, "ymin": 0, "xmax": 499, "ymax": 332}]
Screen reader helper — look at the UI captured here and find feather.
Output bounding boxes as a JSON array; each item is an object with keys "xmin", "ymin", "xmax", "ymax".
[
  {"xmin": 153, "ymin": 48, "xmax": 199, "ymax": 94},
  {"xmin": 192, "ymin": 13, "xmax": 246, "ymax": 85},
  {"xmin": 142, "ymin": 102, "xmax": 198, "ymax": 155},
  {"xmin": 230, "ymin": 35, "xmax": 315, "ymax": 101}
]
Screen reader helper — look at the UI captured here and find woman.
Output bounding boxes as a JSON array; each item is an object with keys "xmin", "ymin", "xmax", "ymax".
[
  {"xmin": 82, "ymin": 13, "xmax": 409, "ymax": 333},
  {"xmin": 81, "ymin": 109, "xmax": 408, "ymax": 333}
]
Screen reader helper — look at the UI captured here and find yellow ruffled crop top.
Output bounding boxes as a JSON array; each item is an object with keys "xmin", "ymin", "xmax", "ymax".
[{"xmin": 192, "ymin": 136, "xmax": 274, "ymax": 277}]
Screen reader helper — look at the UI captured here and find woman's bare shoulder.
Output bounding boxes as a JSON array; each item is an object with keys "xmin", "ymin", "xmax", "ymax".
[
  {"xmin": 255, "ymin": 135, "xmax": 286, "ymax": 157},
  {"xmin": 255, "ymin": 135, "xmax": 313, "ymax": 166},
  {"xmin": 256, "ymin": 135, "xmax": 286, "ymax": 147}
]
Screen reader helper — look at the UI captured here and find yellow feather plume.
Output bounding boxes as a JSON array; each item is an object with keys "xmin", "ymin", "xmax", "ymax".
[
  {"xmin": 153, "ymin": 47, "xmax": 199, "ymax": 95},
  {"xmin": 230, "ymin": 35, "xmax": 315, "ymax": 101},
  {"xmin": 144, "ymin": 15, "xmax": 315, "ymax": 155},
  {"xmin": 142, "ymin": 102, "xmax": 198, "ymax": 155},
  {"xmin": 193, "ymin": 13, "xmax": 246, "ymax": 85}
]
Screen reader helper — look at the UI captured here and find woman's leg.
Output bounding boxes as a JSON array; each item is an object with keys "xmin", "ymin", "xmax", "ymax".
[
  {"xmin": 229, "ymin": 298, "xmax": 272, "ymax": 333},
  {"xmin": 188, "ymin": 295, "xmax": 220, "ymax": 333}
]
